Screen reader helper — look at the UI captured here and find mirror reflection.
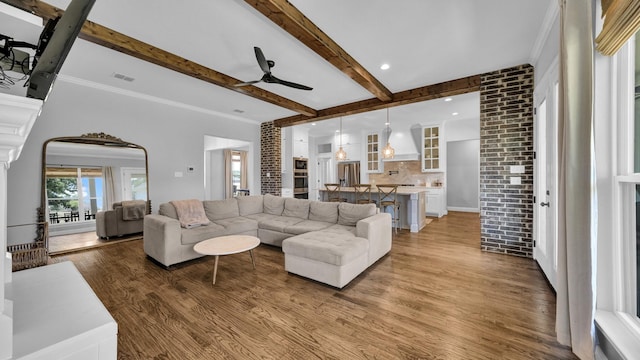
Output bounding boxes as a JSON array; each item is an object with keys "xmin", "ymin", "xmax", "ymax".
[{"xmin": 41, "ymin": 133, "xmax": 149, "ymax": 254}]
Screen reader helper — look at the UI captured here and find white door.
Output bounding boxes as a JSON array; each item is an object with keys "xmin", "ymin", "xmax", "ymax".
[
  {"xmin": 533, "ymin": 80, "xmax": 559, "ymax": 290},
  {"xmin": 316, "ymin": 157, "xmax": 332, "ymax": 201},
  {"xmin": 121, "ymin": 167, "xmax": 147, "ymax": 201}
]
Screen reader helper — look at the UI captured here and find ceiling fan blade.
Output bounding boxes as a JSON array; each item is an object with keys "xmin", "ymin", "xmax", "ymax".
[
  {"xmin": 234, "ymin": 79, "xmax": 262, "ymax": 87},
  {"xmin": 254, "ymin": 47, "xmax": 271, "ymax": 74},
  {"xmin": 270, "ymin": 75, "xmax": 313, "ymax": 91}
]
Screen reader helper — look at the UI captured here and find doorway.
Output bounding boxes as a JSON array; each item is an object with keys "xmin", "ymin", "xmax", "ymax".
[
  {"xmin": 316, "ymin": 156, "xmax": 332, "ymax": 201},
  {"xmin": 121, "ymin": 167, "xmax": 147, "ymax": 200},
  {"xmin": 533, "ymin": 63, "xmax": 559, "ymax": 290},
  {"xmin": 446, "ymin": 140, "xmax": 480, "ymax": 212}
]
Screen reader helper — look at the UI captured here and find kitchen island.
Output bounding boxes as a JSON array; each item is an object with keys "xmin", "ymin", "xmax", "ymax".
[{"xmin": 320, "ymin": 186, "xmax": 429, "ymax": 232}]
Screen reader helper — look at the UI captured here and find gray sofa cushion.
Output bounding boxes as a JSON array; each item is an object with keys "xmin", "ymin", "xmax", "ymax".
[
  {"xmin": 180, "ymin": 223, "xmax": 227, "ymax": 245},
  {"xmin": 243, "ymin": 212, "xmax": 281, "ymax": 223},
  {"xmin": 264, "ymin": 194, "xmax": 285, "ymax": 215},
  {"xmin": 283, "ymin": 198, "xmax": 310, "ymax": 219},
  {"xmin": 159, "ymin": 203, "xmax": 178, "ymax": 220},
  {"xmin": 338, "ymin": 203, "xmax": 377, "ymax": 226},
  {"xmin": 204, "ymin": 198, "xmax": 239, "ymax": 220},
  {"xmin": 259, "ymin": 216, "xmax": 305, "ymax": 232},
  {"xmin": 212, "ymin": 217, "xmax": 258, "ymax": 234},
  {"xmin": 282, "ymin": 232, "xmax": 368, "ymax": 266},
  {"xmin": 284, "ymin": 220, "xmax": 334, "ymax": 235},
  {"xmin": 323, "ymin": 224, "xmax": 358, "ymax": 236},
  {"xmin": 309, "ymin": 201, "xmax": 339, "ymax": 223},
  {"xmin": 237, "ymin": 195, "xmax": 264, "ymax": 216}
]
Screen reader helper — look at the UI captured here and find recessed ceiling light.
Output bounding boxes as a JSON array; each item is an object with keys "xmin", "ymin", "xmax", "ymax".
[
  {"xmin": 380, "ymin": 63, "xmax": 390, "ymax": 70},
  {"xmin": 452, "ymin": 112, "xmax": 459, "ymax": 116},
  {"xmin": 335, "ymin": 129, "xmax": 340, "ymax": 133},
  {"xmin": 444, "ymin": 97, "xmax": 452, "ymax": 102},
  {"xmin": 311, "ymin": 123, "xmax": 316, "ymax": 126}
]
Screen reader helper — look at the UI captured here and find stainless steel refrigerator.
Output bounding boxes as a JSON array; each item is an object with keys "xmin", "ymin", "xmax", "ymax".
[{"xmin": 337, "ymin": 162, "xmax": 360, "ymax": 187}]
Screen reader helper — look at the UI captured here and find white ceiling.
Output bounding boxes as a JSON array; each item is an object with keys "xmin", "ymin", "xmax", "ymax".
[{"xmin": 1, "ymin": 0, "xmax": 554, "ymax": 136}]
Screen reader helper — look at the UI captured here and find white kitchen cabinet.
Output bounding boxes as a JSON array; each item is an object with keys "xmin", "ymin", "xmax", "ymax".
[
  {"xmin": 425, "ymin": 187, "xmax": 446, "ymax": 217},
  {"xmin": 291, "ymin": 127, "xmax": 309, "ymax": 158},
  {"xmin": 365, "ymin": 132, "xmax": 381, "ymax": 173},
  {"xmin": 422, "ymin": 125, "xmax": 442, "ymax": 172},
  {"xmin": 293, "ymin": 138, "xmax": 309, "ymax": 158}
]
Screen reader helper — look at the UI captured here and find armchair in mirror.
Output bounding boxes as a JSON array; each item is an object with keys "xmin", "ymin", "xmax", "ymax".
[{"xmin": 40, "ymin": 132, "xmax": 150, "ymax": 254}]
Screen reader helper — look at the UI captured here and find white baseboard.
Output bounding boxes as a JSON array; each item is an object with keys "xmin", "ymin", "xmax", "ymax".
[{"xmin": 447, "ymin": 206, "xmax": 479, "ymax": 213}]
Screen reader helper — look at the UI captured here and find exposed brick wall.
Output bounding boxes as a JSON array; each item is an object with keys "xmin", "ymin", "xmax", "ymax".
[
  {"xmin": 260, "ymin": 122, "xmax": 281, "ymax": 195},
  {"xmin": 479, "ymin": 64, "xmax": 534, "ymax": 258}
]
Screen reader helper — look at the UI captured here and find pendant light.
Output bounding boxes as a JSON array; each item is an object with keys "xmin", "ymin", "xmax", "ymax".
[
  {"xmin": 335, "ymin": 117, "xmax": 347, "ymax": 161},
  {"xmin": 382, "ymin": 108, "xmax": 395, "ymax": 159}
]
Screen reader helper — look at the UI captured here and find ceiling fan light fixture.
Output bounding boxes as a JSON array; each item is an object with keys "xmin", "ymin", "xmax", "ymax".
[
  {"xmin": 335, "ymin": 117, "xmax": 347, "ymax": 161},
  {"xmin": 235, "ymin": 47, "xmax": 313, "ymax": 90}
]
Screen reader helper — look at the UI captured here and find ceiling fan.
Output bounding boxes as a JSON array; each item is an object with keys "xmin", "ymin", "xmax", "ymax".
[{"xmin": 235, "ymin": 47, "xmax": 313, "ymax": 91}]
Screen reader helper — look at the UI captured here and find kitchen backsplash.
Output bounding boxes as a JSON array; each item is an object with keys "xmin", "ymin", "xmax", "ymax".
[{"xmin": 368, "ymin": 160, "xmax": 444, "ymax": 187}]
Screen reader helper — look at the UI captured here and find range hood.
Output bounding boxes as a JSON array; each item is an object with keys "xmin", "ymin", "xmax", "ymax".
[
  {"xmin": 381, "ymin": 125, "xmax": 422, "ymax": 162},
  {"xmin": 382, "ymin": 153, "xmax": 420, "ymax": 161}
]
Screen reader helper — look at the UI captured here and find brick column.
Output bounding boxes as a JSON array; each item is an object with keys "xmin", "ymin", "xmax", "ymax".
[
  {"xmin": 260, "ymin": 121, "xmax": 281, "ymax": 195},
  {"xmin": 479, "ymin": 64, "xmax": 535, "ymax": 258}
]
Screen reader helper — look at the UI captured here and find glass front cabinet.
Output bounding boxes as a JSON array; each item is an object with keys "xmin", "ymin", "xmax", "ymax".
[
  {"xmin": 366, "ymin": 132, "xmax": 381, "ymax": 172},
  {"xmin": 422, "ymin": 125, "xmax": 441, "ymax": 171}
]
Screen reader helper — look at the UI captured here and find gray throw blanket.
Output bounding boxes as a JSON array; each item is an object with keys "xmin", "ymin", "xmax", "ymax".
[
  {"xmin": 121, "ymin": 200, "xmax": 147, "ymax": 221},
  {"xmin": 170, "ymin": 199, "xmax": 210, "ymax": 229}
]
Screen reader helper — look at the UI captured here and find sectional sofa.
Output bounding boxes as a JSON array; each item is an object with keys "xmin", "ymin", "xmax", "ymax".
[{"xmin": 143, "ymin": 194, "xmax": 392, "ymax": 288}]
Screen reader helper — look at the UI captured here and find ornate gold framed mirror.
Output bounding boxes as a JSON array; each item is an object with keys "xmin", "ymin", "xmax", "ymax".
[{"xmin": 39, "ymin": 132, "xmax": 150, "ymax": 247}]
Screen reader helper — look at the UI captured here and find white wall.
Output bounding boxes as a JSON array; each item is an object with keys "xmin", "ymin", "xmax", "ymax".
[
  {"xmin": 445, "ymin": 117, "xmax": 480, "ymax": 142},
  {"xmin": 534, "ymin": 15, "xmax": 561, "ymax": 86},
  {"xmin": 6, "ymin": 80, "xmax": 261, "ymax": 243},
  {"xmin": 207, "ymin": 149, "xmax": 225, "ymax": 200}
]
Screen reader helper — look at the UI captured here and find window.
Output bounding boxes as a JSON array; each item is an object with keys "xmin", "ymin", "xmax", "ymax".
[
  {"xmin": 612, "ymin": 30, "xmax": 640, "ymax": 324},
  {"xmin": 635, "ymin": 32, "xmax": 640, "ymax": 318},
  {"xmin": 46, "ymin": 167, "xmax": 103, "ymax": 224},
  {"xmin": 121, "ymin": 167, "xmax": 147, "ymax": 201},
  {"xmin": 231, "ymin": 152, "xmax": 241, "ymax": 191},
  {"xmin": 595, "ymin": 28, "xmax": 640, "ymax": 359}
]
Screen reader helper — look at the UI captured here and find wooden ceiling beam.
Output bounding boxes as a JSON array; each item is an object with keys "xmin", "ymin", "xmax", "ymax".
[
  {"xmin": 1, "ymin": 0, "xmax": 318, "ymax": 117},
  {"xmin": 245, "ymin": 0, "xmax": 393, "ymax": 102},
  {"xmin": 273, "ymin": 75, "xmax": 481, "ymax": 128}
]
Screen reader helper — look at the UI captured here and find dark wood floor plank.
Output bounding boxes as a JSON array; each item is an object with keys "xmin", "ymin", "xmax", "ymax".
[{"xmin": 50, "ymin": 212, "xmax": 576, "ymax": 359}]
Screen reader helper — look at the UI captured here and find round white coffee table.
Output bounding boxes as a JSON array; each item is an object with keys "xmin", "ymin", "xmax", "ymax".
[{"xmin": 193, "ymin": 235, "xmax": 260, "ymax": 285}]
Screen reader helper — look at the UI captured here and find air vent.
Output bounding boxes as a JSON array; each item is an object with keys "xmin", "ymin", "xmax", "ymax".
[{"xmin": 112, "ymin": 72, "xmax": 135, "ymax": 82}]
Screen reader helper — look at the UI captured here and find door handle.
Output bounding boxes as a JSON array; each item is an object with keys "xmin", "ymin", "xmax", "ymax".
[{"xmin": 540, "ymin": 202, "xmax": 550, "ymax": 207}]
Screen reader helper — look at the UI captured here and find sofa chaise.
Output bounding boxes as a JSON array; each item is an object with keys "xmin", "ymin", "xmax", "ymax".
[{"xmin": 143, "ymin": 194, "xmax": 392, "ymax": 288}]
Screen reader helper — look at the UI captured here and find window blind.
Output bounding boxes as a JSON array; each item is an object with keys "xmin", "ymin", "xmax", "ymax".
[{"xmin": 595, "ymin": 0, "xmax": 640, "ymax": 55}]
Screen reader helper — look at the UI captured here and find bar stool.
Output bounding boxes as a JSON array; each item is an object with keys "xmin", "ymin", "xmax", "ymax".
[
  {"xmin": 324, "ymin": 183, "xmax": 346, "ymax": 202},
  {"xmin": 377, "ymin": 184, "xmax": 401, "ymax": 234},
  {"xmin": 353, "ymin": 184, "xmax": 375, "ymax": 204}
]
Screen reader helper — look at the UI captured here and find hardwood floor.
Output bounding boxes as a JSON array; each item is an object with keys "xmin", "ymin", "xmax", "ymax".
[
  {"xmin": 49, "ymin": 231, "xmax": 142, "ymax": 255},
  {"xmin": 50, "ymin": 212, "xmax": 576, "ymax": 359}
]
